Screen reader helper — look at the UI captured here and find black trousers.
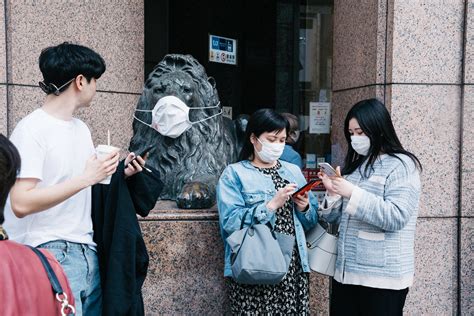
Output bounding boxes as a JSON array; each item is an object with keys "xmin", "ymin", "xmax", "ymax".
[{"xmin": 330, "ymin": 280, "xmax": 409, "ymax": 316}]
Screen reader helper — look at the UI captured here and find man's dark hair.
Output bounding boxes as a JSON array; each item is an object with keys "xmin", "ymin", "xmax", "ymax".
[
  {"xmin": 0, "ymin": 134, "xmax": 21, "ymax": 224},
  {"xmin": 39, "ymin": 42, "xmax": 106, "ymax": 95}
]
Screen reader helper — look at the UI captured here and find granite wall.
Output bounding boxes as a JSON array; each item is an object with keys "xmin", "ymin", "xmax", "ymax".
[
  {"xmin": 139, "ymin": 202, "xmax": 331, "ymax": 314},
  {"xmin": 1, "ymin": 0, "xmax": 471, "ymax": 315},
  {"xmin": 0, "ymin": 0, "xmax": 143, "ymax": 148},
  {"xmin": 333, "ymin": 0, "xmax": 473, "ymax": 314}
]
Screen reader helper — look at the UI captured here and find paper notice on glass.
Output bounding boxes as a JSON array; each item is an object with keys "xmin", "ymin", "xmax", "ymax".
[
  {"xmin": 309, "ymin": 102, "xmax": 331, "ymax": 134},
  {"xmin": 306, "ymin": 153, "xmax": 316, "ymax": 169}
]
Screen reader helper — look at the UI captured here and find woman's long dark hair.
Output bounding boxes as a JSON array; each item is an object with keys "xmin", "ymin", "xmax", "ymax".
[
  {"xmin": 342, "ymin": 98, "xmax": 422, "ymax": 177},
  {"xmin": 0, "ymin": 134, "xmax": 21, "ymax": 224},
  {"xmin": 238, "ymin": 108, "xmax": 289, "ymax": 161}
]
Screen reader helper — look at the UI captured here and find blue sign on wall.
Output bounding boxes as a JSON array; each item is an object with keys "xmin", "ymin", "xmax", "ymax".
[{"xmin": 209, "ymin": 34, "xmax": 237, "ymax": 65}]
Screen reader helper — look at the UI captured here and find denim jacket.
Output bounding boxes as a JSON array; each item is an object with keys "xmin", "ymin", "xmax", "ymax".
[{"xmin": 216, "ymin": 160, "xmax": 318, "ymax": 277}]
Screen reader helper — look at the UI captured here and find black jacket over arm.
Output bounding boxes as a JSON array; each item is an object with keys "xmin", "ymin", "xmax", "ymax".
[{"xmin": 91, "ymin": 162, "xmax": 163, "ymax": 316}]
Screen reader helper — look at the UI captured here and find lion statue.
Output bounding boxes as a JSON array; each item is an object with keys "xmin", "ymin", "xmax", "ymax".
[{"xmin": 129, "ymin": 54, "xmax": 246, "ymax": 209}]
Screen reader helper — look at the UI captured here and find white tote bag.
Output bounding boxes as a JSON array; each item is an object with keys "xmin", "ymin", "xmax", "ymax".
[{"xmin": 306, "ymin": 223, "xmax": 338, "ymax": 276}]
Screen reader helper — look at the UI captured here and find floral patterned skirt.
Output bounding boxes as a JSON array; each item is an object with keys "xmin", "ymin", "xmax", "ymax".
[{"xmin": 226, "ymin": 246, "xmax": 310, "ymax": 315}]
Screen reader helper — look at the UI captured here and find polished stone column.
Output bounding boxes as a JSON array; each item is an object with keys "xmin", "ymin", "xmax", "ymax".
[
  {"xmin": 332, "ymin": 0, "xmax": 472, "ymax": 314},
  {"xmin": 461, "ymin": 2, "xmax": 473, "ymax": 314}
]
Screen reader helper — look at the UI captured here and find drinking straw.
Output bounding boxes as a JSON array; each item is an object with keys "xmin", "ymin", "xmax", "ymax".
[{"xmin": 107, "ymin": 130, "xmax": 110, "ymax": 146}]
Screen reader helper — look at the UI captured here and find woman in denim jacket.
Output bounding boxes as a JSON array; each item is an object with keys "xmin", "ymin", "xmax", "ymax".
[
  {"xmin": 318, "ymin": 99, "xmax": 422, "ymax": 315},
  {"xmin": 217, "ymin": 109, "xmax": 318, "ymax": 314}
]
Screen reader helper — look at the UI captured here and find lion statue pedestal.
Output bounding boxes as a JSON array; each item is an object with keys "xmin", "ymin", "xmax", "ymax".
[{"xmin": 130, "ymin": 54, "xmax": 245, "ymax": 209}]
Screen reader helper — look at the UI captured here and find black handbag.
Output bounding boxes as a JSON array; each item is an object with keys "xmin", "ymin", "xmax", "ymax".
[{"xmin": 28, "ymin": 246, "xmax": 76, "ymax": 316}]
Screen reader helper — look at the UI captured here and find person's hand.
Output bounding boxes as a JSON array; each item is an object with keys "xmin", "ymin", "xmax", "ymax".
[
  {"xmin": 330, "ymin": 176, "xmax": 355, "ymax": 198},
  {"xmin": 291, "ymin": 191, "xmax": 309, "ymax": 212},
  {"xmin": 266, "ymin": 183, "xmax": 298, "ymax": 211},
  {"xmin": 124, "ymin": 152, "xmax": 147, "ymax": 179},
  {"xmin": 317, "ymin": 166, "xmax": 342, "ymax": 195},
  {"xmin": 81, "ymin": 152, "xmax": 120, "ymax": 186}
]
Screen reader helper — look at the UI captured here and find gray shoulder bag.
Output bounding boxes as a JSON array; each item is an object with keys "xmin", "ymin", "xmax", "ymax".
[{"xmin": 226, "ymin": 208, "xmax": 295, "ymax": 285}]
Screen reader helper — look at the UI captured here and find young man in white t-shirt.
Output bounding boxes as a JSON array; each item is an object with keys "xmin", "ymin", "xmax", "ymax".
[{"xmin": 4, "ymin": 42, "xmax": 146, "ymax": 315}]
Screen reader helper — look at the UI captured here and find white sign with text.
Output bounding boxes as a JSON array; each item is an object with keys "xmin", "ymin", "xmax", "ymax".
[{"xmin": 309, "ymin": 102, "xmax": 331, "ymax": 134}]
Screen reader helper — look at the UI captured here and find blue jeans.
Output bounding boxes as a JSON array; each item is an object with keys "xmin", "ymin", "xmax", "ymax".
[{"xmin": 39, "ymin": 240, "xmax": 102, "ymax": 316}]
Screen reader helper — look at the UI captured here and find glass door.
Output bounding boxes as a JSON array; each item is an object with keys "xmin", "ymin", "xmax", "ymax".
[{"xmin": 276, "ymin": 0, "xmax": 334, "ymax": 203}]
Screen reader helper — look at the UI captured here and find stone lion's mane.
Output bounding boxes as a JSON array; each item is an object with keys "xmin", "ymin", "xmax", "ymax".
[{"xmin": 130, "ymin": 55, "xmax": 236, "ymax": 199}]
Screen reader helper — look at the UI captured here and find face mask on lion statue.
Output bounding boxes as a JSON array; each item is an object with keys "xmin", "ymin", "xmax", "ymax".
[{"xmin": 130, "ymin": 54, "xmax": 246, "ymax": 209}]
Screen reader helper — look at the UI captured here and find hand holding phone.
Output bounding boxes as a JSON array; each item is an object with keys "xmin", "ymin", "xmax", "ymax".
[
  {"xmin": 129, "ymin": 145, "xmax": 153, "ymax": 164},
  {"xmin": 318, "ymin": 162, "xmax": 339, "ymax": 177},
  {"xmin": 292, "ymin": 179, "xmax": 321, "ymax": 197},
  {"xmin": 128, "ymin": 145, "xmax": 153, "ymax": 172}
]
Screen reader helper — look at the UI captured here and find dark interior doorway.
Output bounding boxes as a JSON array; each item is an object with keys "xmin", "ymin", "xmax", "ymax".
[
  {"xmin": 145, "ymin": 0, "xmax": 336, "ymax": 180},
  {"xmin": 145, "ymin": 0, "xmax": 278, "ymax": 117}
]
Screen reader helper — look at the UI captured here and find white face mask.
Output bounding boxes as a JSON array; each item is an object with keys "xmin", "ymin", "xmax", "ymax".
[
  {"xmin": 133, "ymin": 95, "xmax": 222, "ymax": 138},
  {"xmin": 351, "ymin": 135, "xmax": 371, "ymax": 156},
  {"xmin": 255, "ymin": 138, "xmax": 285, "ymax": 163}
]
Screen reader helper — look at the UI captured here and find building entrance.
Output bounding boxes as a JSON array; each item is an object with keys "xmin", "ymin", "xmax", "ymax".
[{"xmin": 145, "ymin": 0, "xmax": 334, "ymax": 174}]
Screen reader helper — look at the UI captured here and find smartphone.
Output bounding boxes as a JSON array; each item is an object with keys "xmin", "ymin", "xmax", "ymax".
[
  {"xmin": 129, "ymin": 145, "xmax": 153, "ymax": 164},
  {"xmin": 318, "ymin": 162, "xmax": 338, "ymax": 177},
  {"xmin": 292, "ymin": 180, "xmax": 320, "ymax": 197}
]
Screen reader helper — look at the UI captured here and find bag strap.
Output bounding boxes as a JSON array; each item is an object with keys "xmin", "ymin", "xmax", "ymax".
[
  {"xmin": 240, "ymin": 209, "xmax": 249, "ymax": 230},
  {"xmin": 28, "ymin": 246, "xmax": 76, "ymax": 316},
  {"xmin": 239, "ymin": 207, "xmax": 278, "ymax": 239},
  {"xmin": 239, "ymin": 207, "xmax": 259, "ymax": 230},
  {"xmin": 240, "ymin": 206, "xmax": 278, "ymax": 234}
]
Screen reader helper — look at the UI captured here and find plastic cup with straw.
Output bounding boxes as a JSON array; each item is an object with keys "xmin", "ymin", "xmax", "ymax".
[{"xmin": 95, "ymin": 129, "xmax": 119, "ymax": 184}]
